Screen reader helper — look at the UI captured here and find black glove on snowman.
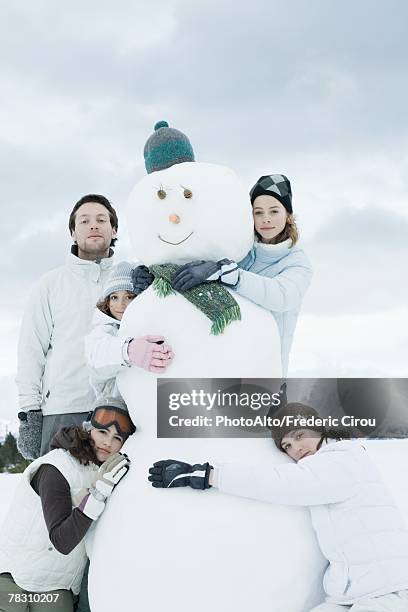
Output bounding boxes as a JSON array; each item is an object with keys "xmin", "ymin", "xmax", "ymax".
[{"xmin": 148, "ymin": 459, "xmax": 213, "ymax": 489}]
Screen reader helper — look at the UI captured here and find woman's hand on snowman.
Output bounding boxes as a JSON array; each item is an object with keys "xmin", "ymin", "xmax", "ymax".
[
  {"xmin": 127, "ymin": 336, "xmax": 174, "ymax": 373},
  {"xmin": 92, "ymin": 452, "xmax": 130, "ymax": 497},
  {"xmin": 79, "ymin": 452, "xmax": 130, "ymax": 520},
  {"xmin": 172, "ymin": 259, "xmax": 240, "ymax": 292},
  {"xmin": 131, "ymin": 265, "xmax": 154, "ymax": 295},
  {"xmin": 148, "ymin": 459, "xmax": 213, "ymax": 490}
]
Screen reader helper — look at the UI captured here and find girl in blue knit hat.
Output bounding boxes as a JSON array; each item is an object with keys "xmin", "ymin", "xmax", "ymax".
[
  {"xmin": 85, "ymin": 261, "xmax": 174, "ymax": 397},
  {"xmin": 171, "ymin": 174, "xmax": 312, "ymax": 376}
]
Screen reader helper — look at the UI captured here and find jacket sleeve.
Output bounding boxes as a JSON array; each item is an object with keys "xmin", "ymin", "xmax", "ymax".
[
  {"xmin": 232, "ymin": 258, "xmax": 313, "ymax": 313},
  {"xmin": 16, "ymin": 279, "xmax": 53, "ymax": 411},
  {"xmin": 31, "ymin": 464, "xmax": 93, "ymax": 555},
  {"xmin": 85, "ymin": 317, "xmax": 132, "ymax": 382},
  {"xmin": 217, "ymin": 452, "xmax": 359, "ymax": 507}
]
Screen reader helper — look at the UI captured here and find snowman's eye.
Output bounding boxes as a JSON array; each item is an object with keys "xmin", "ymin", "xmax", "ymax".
[
  {"xmin": 157, "ymin": 189, "xmax": 166, "ymax": 200},
  {"xmin": 183, "ymin": 188, "xmax": 193, "ymax": 199}
]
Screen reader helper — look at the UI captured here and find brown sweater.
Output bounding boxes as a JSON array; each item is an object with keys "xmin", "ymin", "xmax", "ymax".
[{"xmin": 30, "ymin": 427, "xmax": 95, "ymax": 555}]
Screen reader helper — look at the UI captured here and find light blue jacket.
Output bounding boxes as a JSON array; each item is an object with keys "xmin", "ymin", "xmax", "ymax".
[{"xmin": 232, "ymin": 239, "xmax": 312, "ymax": 376}]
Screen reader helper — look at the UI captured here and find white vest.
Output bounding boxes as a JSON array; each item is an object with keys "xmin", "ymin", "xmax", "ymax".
[{"xmin": 0, "ymin": 449, "xmax": 98, "ymax": 594}]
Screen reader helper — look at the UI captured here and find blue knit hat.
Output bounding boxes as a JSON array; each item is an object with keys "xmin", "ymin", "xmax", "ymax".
[
  {"xmin": 101, "ymin": 261, "xmax": 135, "ymax": 300},
  {"xmin": 144, "ymin": 120, "xmax": 195, "ymax": 174}
]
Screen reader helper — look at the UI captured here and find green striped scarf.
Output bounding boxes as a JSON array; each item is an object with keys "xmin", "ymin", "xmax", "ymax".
[{"xmin": 149, "ymin": 263, "xmax": 241, "ymax": 335}]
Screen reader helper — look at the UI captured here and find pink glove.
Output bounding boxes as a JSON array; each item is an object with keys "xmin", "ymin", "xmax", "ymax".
[{"xmin": 127, "ymin": 336, "xmax": 174, "ymax": 373}]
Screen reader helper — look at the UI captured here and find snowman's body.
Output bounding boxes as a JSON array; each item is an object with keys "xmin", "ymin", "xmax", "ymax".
[{"xmin": 88, "ymin": 162, "xmax": 326, "ymax": 611}]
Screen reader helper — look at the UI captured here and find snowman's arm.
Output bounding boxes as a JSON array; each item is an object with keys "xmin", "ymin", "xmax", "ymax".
[
  {"xmin": 216, "ymin": 452, "xmax": 358, "ymax": 506},
  {"xmin": 232, "ymin": 262, "xmax": 312, "ymax": 312}
]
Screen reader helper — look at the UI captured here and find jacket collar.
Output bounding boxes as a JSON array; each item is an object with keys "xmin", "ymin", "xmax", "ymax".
[
  {"xmin": 91, "ymin": 307, "xmax": 120, "ymax": 326},
  {"xmin": 253, "ymin": 238, "xmax": 294, "ymax": 264},
  {"xmin": 244, "ymin": 238, "xmax": 297, "ymax": 267},
  {"xmin": 70, "ymin": 243, "xmax": 114, "ymax": 260},
  {"xmin": 66, "ymin": 247, "xmax": 115, "ymax": 275}
]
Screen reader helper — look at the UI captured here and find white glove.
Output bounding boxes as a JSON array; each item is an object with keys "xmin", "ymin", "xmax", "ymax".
[{"xmin": 79, "ymin": 453, "xmax": 130, "ymax": 520}]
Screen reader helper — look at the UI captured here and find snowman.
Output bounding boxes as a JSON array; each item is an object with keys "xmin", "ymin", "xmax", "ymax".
[{"xmin": 88, "ymin": 122, "xmax": 326, "ymax": 612}]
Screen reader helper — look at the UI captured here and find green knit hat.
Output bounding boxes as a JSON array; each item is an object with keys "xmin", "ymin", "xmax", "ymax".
[{"xmin": 144, "ymin": 120, "xmax": 195, "ymax": 174}]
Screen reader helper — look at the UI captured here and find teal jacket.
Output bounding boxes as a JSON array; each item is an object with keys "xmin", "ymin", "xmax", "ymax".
[{"xmin": 232, "ymin": 239, "xmax": 312, "ymax": 376}]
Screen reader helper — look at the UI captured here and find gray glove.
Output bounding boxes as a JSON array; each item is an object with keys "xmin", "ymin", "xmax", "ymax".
[
  {"xmin": 172, "ymin": 259, "xmax": 240, "ymax": 292},
  {"xmin": 131, "ymin": 265, "xmax": 154, "ymax": 295},
  {"xmin": 17, "ymin": 409, "xmax": 43, "ymax": 460}
]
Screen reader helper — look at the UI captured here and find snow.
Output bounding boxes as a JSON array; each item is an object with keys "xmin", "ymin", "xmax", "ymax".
[{"xmin": 126, "ymin": 162, "xmax": 254, "ymax": 266}]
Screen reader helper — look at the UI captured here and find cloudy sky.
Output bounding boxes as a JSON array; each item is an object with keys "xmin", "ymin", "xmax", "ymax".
[{"xmin": 1, "ymin": 0, "xmax": 407, "ymax": 423}]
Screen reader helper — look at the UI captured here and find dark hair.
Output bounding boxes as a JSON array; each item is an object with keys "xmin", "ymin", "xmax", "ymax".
[
  {"xmin": 68, "ymin": 194, "xmax": 119, "ymax": 247},
  {"xmin": 315, "ymin": 428, "xmax": 351, "ymax": 452},
  {"xmin": 96, "ymin": 295, "xmax": 113, "ymax": 317},
  {"xmin": 66, "ymin": 426, "xmax": 100, "ymax": 466}
]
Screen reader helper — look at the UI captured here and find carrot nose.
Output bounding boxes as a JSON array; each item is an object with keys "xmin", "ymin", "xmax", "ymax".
[{"xmin": 169, "ymin": 214, "xmax": 180, "ymax": 224}]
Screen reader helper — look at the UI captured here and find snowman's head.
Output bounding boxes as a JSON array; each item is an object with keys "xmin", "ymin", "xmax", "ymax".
[{"xmin": 127, "ymin": 161, "xmax": 254, "ymax": 265}]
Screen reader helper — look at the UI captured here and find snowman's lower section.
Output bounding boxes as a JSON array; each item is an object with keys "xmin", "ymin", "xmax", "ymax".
[{"xmin": 88, "ymin": 435, "xmax": 326, "ymax": 612}]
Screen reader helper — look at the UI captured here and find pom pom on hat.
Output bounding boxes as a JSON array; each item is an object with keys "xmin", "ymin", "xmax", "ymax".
[
  {"xmin": 144, "ymin": 120, "xmax": 195, "ymax": 174},
  {"xmin": 154, "ymin": 120, "xmax": 169, "ymax": 130}
]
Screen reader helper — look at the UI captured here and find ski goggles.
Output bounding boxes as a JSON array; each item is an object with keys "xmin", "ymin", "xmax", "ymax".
[{"xmin": 88, "ymin": 407, "xmax": 136, "ymax": 440}]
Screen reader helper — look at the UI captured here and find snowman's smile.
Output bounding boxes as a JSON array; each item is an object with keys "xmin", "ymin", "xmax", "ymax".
[{"xmin": 158, "ymin": 231, "xmax": 194, "ymax": 246}]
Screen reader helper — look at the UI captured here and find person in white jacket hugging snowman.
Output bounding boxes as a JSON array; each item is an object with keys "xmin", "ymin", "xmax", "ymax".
[
  {"xmin": 148, "ymin": 403, "xmax": 408, "ymax": 612},
  {"xmin": 85, "ymin": 261, "xmax": 174, "ymax": 397}
]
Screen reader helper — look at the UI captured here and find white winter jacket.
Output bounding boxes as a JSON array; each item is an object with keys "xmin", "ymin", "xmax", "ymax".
[
  {"xmin": 0, "ymin": 449, "xmax": 98, "ymax": 594},
  {"xmin": 217, "ymin": 440, "xmax": 408, "ymax": 605},
  {"xmin": 16, "ymin": 253, "xmax": 114, "ymax": 415},
  {"xmin": 85, "ymin": 308, "xmax": 132, "ymax": 397}
]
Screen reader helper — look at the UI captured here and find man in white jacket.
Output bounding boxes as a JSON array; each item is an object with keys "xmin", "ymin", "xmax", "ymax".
[{"xmin": 16, "ymin": 194, "xmax": 118, "ymax": 458}]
